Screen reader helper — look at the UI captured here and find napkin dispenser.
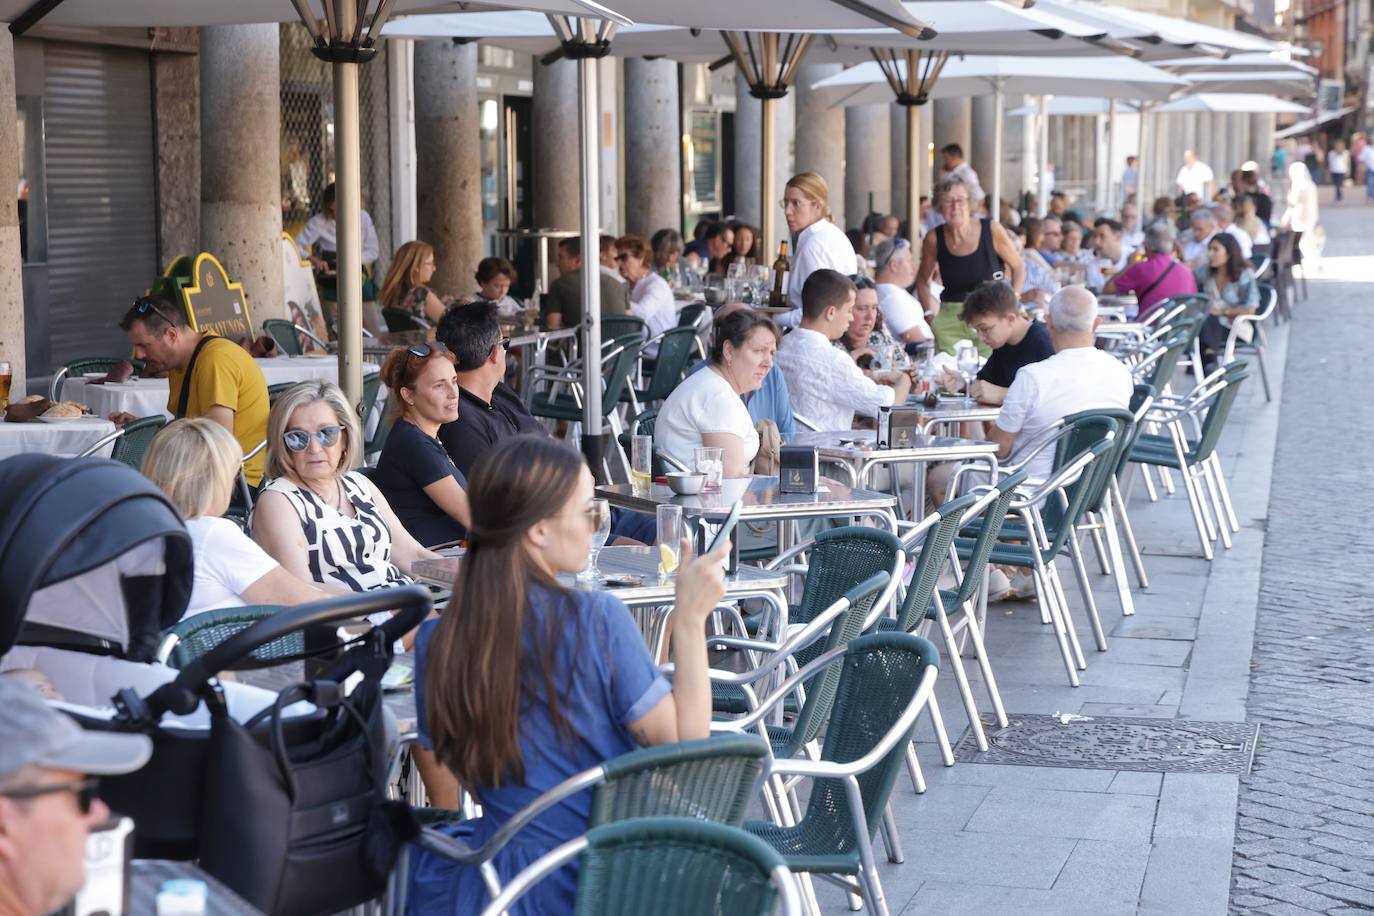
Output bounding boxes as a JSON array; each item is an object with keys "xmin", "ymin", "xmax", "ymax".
[
  {"xmin": 779, "ymin": 446, "xmax": 818, "ymax": 494},
  {"xmin": 877, "ymin": 406, "xmax": 923, "ymax": 450}
]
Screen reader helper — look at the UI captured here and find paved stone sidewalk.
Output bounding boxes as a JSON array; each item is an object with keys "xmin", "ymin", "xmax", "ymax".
[{"xmin": 1228, "ymin": 202, "xmax": 1374, "ymax": 915}]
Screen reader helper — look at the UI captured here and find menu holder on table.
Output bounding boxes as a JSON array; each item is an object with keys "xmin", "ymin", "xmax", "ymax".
[
  {"xmin": 877, "ymin": 406, "xmax": 924, "ymax": 449},
  {"xmin": 779, "ymin": 446, "xmax": 818, "ymax": 494}
]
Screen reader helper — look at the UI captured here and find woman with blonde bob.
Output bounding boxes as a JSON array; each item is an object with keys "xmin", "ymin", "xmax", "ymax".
[
  {"xmin": 251, "ymin": 380, "xmax": 438, "ymax": 596},
  {"xmin": 778, "ymin": 171, "xmax": 859, "ymax": 326},
  {"xmin": 142, "ymin": 418, "xmax": 325, "ymax": 617},
  {"xmin": 379, "ymin": 240, "xmax": 447, "ymax": 325}
]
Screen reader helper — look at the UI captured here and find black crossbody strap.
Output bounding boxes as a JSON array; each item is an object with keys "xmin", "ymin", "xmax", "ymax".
[
  {"xmin": 176, "ymin": 335, "xmax": 217, "ymax": 419},
  {"xmin": 1138, "ymin": 259, "xmax": 1178, "ymax": 303}
]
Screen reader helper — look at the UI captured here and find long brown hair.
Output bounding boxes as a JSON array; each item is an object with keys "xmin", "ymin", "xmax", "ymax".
[
  {"xmin": 423, "ymin": 434, "xmax": 586, "ymax": 789},
  {"xmin": 379, "ymin": 240, "xmax": 435, "ymax": 309}
]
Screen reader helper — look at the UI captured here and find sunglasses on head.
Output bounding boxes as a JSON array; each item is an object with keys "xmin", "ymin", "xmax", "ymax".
[
  {"xmin": 283, "ymin": 425, "xmax": 344, "ymax": 452},
  {"xmin": 1, "ymin": 777, "xmax": 100, "ymax": 815},
  {"xmin": 406, "ymin": 341, "xmax": 450, "ymax": 360},
  {"xmin": 132, "ymin": 297, "xmax": 178, "ymax": 327}
]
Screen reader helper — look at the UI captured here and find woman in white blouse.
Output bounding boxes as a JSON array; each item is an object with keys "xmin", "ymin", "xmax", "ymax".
[
  {"xmin": 779, "ymin": 171, "xmax": 859, "ymax": 327},
  {"xmin": 141, "ymin": 418, "xmax": 326, "ymax": 618},
  {"xmin": 615, "ymin": 233, "xmax": 677, "ymax": 359},
  {"xmin": 657, "ymin": 309, "xmax": 779, "ymax": 478}
]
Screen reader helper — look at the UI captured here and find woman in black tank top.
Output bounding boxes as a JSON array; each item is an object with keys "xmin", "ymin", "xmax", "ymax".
[{"xmin": 916, "ymin": 176, "xmax": 1025, "ymax": 354}]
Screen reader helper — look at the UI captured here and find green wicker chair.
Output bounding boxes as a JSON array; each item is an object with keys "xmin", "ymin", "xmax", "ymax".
[
  {"xmin": 360, "ymin": 370, "xmax": 382, "ymax": 428},
  {"xmin": 267, "ymin": 381, "xmax": 298, "ymax": 404},
  {"xmin": 50, "ymin": 357, "xmax": 132, "ymax": 402},
  {"xmin": 614, "ymin": 408, "xmax": 685, "ymax": 477},
  {"xmin": 600, "ymin": 315, "xmax": 647, "ymax": 345},
  {"xmin": 622, "ymin": 326, "xmax": 701, "ymax": 411},
  {"xmin": 108, "ymin": 415, "xmax": 168, "ymax": 471},
  {"xmin": 738, "ymin": 632, "xmax": 941, "ymax": 916},
  {"xmin": 411, "ymin": 735, "xmax": 771, "ymax": 903},
  {"xmin": 479, "ymin": 818, "xmax": 800, "ymax": 916},
  {"xmin": 262, "ymin": 319, "xmax": 304, "ymax": 356},
  {"xmin": 156, "ymin": 605, "xmax": 298, "ymax": 670},
  {"xmin": 1223, "ymin": 282, "xmax": 1277, "ymax": 402}
]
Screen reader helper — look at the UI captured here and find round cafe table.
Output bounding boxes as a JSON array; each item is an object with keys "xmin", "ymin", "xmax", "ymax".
[{"xmin": 0, "ymin": 416, "xmax": 117, "ymax": 459}]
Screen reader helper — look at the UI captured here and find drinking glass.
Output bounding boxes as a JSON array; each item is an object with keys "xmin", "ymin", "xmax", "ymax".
[
  {"xmin": 631, "ymin": 434, "xmax": 654, "ymax": 497},
  {"xmin": 750, "ymin": 264, "xmax": 772, "ymax": 304},
  {"xmin": 656, "ymin": 505, "xmax": 683, "ymax": 579},
  {"xmin": 956, "ymin": 347, "xmax": 980, "ymax": 401},
  {"xmin": 0, "ymin": 360, "xmax": 10, "ymax": 412},
  {"xmin": 693, "ymin": 446, "xmax": 725, "ymax": 491},
  {"xmin": 578, "ymin": 498, "xmax": 612, "ymax": 583}
]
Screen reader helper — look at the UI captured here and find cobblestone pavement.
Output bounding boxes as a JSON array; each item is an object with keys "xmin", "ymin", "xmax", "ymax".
[{"xmin": 1230, "ymin": 201, "xmax": 1374, "ymax": 915}]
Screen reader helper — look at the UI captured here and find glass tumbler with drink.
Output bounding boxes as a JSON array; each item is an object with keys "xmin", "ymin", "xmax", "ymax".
[
  {"xmin": 577, "ymin": 498, "xmax": 612, "ymax": 583},
  {"xmin": 631, "ymin": 435, "xmax": 654, "ymax": 497},
  {"xmin": 0, "ymin": 361, "xmax": 10, "ymax": 413},
  {"xmin": 656, "ymin": 505, "xmax": 683, "ymax": 579},
  {"xmin": 693, "ymin": 446, "xmax": 725, "ymax": 491}
]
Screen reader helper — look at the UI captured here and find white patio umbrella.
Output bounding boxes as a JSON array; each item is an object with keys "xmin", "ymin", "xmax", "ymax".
[
  {"xmin": 1007, "ymin": 97, "xmax": 1141, "ymax": 116},
  {"xmin": 1177, "ymin": 71, "xmax": 1316, "ymax": 96},
  {"xmin": 811, "ymin": 55, "xmax": 1187, "ymax": 216},
  {"xmin": 1153, "ymin": 93, "xmax": 1310, "ymax": 115},
  {"xmin": 1153, "ymin": 51, "xmax": 1317, "ymax": 75}
]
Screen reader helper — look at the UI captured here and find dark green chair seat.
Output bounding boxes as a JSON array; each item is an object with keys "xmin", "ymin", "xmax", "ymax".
[
  {"xmin": 110, "ymin": 415, "xmax": 168, "ymax": 471},
  {"xmin": 158, "ymin": 605, "xmax": 296, "ymax": 670}
]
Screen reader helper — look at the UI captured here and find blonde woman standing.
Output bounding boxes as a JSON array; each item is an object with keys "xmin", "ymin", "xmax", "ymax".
[
  {"xmin": 142, "ymin": 418, "xmax": 325, "ymax": 617},
  {"xmin": 778, "ymin": 172, "xmax": 859, "ymax": 328}
]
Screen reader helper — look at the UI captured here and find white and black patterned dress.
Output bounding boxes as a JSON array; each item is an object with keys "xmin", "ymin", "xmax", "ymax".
[{"xmin": 260, "ymin": 472, "xmax": 411, "ymax": 592}]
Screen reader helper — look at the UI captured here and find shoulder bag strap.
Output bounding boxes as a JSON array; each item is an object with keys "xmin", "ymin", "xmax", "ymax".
[
  {"xmin": 1138, "ymin": 259, "xmax": 1178, "ymax": 303},
  {"xmin": 176, "ymin": 335, "xmax": 217, "ymax": 419}
]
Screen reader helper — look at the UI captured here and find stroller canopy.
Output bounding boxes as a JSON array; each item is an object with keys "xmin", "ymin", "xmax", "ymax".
[{"xmin": 0, "ymin": 454, "xmax": 192, "ymax": 661}]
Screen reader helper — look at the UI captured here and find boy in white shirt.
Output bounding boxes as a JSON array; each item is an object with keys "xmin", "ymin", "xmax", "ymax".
[{"xmin": 775, "ymin": 270, "xmax": 911, "ymax": 430}]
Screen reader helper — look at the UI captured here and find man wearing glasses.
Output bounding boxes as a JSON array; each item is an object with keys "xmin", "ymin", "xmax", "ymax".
[
  {"xmin": 118, "ymin": 297, "xmax": 270, "ymax": 485},
  {"xmin": 0, "ymin": 677, "xmax": 152, "ymax": 916}
]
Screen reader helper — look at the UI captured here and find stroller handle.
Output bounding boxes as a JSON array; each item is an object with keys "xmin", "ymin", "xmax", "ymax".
[{"xmin": 144, "ymin": 587, "xmax": 433, "ymax": 719}]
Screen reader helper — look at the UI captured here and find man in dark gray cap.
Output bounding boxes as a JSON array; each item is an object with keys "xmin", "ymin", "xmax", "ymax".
[{"xmin": 0, "ymin": 677, "xmax": 152, "ymax": 916}]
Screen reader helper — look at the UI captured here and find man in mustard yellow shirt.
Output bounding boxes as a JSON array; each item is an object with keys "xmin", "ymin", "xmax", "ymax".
[{"xmin": 115, "ymin": 297, "xmax": 269, "ymax": 485}]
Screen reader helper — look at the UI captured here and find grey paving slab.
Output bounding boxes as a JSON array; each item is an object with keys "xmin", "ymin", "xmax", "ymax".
[
  {"xmin": 1155, "ymin": 773, "xmax": 1240, "ymax": 841},
  {"xmin": 962, "ymin": 786, "xmax": 1158, "ymax": 843},
  {"xmin": 1052, "ymin": 839, "xmax": 1153, "ymax": 900},
  {"xmin": 1109, "ymin": 771, "xmax": 1165, "ymax": 796},
  {"xmin": 1141, "ymin": 838, "xmax": 1235, "ymax": 915},
  {"xmin": 900, "ymin": 881, "xmax": 1140, "ymax": 916}
]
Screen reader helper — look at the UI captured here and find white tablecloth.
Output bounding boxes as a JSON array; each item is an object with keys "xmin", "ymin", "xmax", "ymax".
[
  {"xmin": 0, "ymin": 417, "xmax": 117, "ymax": 459},
  {"xmin": 62, "ymin": 358, "xmax": 379, "ymax": 419}
]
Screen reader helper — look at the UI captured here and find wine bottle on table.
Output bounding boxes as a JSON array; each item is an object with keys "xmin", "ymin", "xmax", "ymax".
[{"xmin": 768, "ymin": 241, "xmax": 791, "ymax": 308}]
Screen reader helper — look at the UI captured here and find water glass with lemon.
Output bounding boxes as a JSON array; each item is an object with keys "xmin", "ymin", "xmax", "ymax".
[{"xmin": 656, "ymin": 505, "xmax": 683, "ymax": 579}]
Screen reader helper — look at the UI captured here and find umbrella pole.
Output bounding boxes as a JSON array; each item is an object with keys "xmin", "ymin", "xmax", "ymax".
[
  {"xmin": 991, "ymin": 78, "xmax": 1005, "ymax": 223},
  {"xmin": 1036, "ymin": 95, "xmax": 1050, "ymax": 217},
  {"xmin": 576, "ymin": 29, "xmax": 605, "ymax": 472},
  {"xmin": 1137, "ymin": 102, "xmax": 1148, "ymax": 209},
  {"xmin": 332, "ymin": 0, "xmax": 363, "ymax": 411},
  {"xmin": 1105, "ymin": 98, "xmax": 1117, "ymax": 211},
  {"xmin": 759, "ymin": 34, "xmax": 778, "ymax": 261},
  {"xmin": 906, "ymin": 102, "xmax": 920, "ymax": 246}
]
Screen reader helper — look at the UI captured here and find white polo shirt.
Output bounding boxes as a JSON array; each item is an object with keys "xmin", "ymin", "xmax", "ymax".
[
  {"xmin": 996, "ymin": 345, "xmax": 1133, "ymax": 481},
  {"xmin": 780, "ymin": 219, "xmax": 860, "ymax": 327},
  {"xmin": 876, "ymin": 283, "xmax": 933, "ymax": 340}
]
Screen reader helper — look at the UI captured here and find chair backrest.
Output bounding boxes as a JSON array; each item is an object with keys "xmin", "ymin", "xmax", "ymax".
[
  {"xmin": 51, "ymin": 357, "xmax": 127, "ymax": 401},
  {"xmin": 792, "ymin": 527, "xmax": 902, "ymax": 634},
  {"xmin": 599, "ymin": 338, "xmax": 643, "ymax": 417},
  {"xmin": 1115, "ymin": 383, "xmax": 1157, "ymax": 479},
  {"xmin": 381, "ymin": 307, "xmax": 426, "ymax": 334},
  {"xmin": 1253, "ymin": 282, "xmax": 1278, "ymax": 323},
  {"xmin": 639, "ymin": 327, "xmax": 701, "ymax": 403},
  {"xmin": 802, "ymin": 632, "xmax": 941, "ymax": 851},
  {"xmin": 267, "ymin": 381, "xmax": 297, "ymax": 404},
  {"xmin": 677, "ymin": 303, "xmax": 710, "ymax": 329},
  {"xmin": 571, "ymin": 818, "xmax": 792, "ymax": 916},
  {"xmin": 1059, "ymin": 408, "xmax": 1133, "ymax": 515},
  {"xmin": 1147, "ymin": 324, "xmax": 1196, "ymax": 392},
  {"xmin": 110, "ymin": 415, "xmax": 168, "ymax": 470},
  {"xmin": 360, "ymin": 370, "xmax": 381, "ymax": 424},
  {"xmin": 589, "ymin": 734, "xmax": 769, "ymax": 827},
  {"xmin": 262, "ymin": 319, "xmax": 303, "ymax": 356},
  {"xmin": 161, "ymin": 605, "xmax": 294, "ymax": 670},
  {"xmin": 894, "ymin": 493, "xmax": 976, "ymax": 633},
  {"xmin": 1039, "ymin": 436, "xmax": 1115, "ymax": 562},
  {"xmin": 602, "ymin": 315, "xmax": 647, "ymax": 344},
  {"xmin": 1189, "ymin": 363, "xmax": 1248, "ymax": 463},
  {"xmin": 617, "ymin": 408, "xmax": 676, "ymax": 477},
  {"xmin": 783, "ymin": 571, "xmax": 891, "ymax": 759},
  {"xmin": 949, "ymin": 469, "xmax": 1029, "ymax": 609}
]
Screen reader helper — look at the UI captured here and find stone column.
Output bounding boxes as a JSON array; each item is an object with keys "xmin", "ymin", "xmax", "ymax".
[
  {"xmin": 890, "ymin": 105, "xmax": 906, "ymax": 226},
  {"xmin": 152, "ymin": 27, "xmax": 200, "ymax": 267},
  {"xmin": 624, "ymin": 58, "xmax": 680, "ymax": 238},
  {"xmin": 795, "ymin": 63, "xmax": 846, "ymax": 229},
  {"xmin": 0, "ymin": 29, "xmax": 24, "ymax": 395},
  {"xmin": 533, "ymin": 58, "xmax": 581, "ymax": 231},
  {"xmin": 932, "ymin": 97, "xmax": 972, "ymax": 166},
  {"xmin": 844, "ymin": 104, "xmax": 891, "ymax": 227},
  {"xmin": 200, "ymin": 25, "xmax": 284, "ymax": 324},
  {"xmin": 733, "ymin": 71, "xmax": 761, "ymax": 226},
  {"xmin": 414, "ymin": 39, "xmax": 483, "ymax": 299},
  {"xmin": 971, "ymin": 94, "xmax": 998, "ymax": 204}
]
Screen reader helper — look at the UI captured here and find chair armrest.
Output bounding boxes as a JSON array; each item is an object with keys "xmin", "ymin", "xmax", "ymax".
[
  {"xmin": 711, "ymin": 642, "xmax": 850, "ymax": 732},
  {"xmin": 1006, "ymin": 446, "xmax": 1099, "ymax": 511},
  {"xmin": 764, "ymin": 540, "xmax": 813, "ymax": 570}
]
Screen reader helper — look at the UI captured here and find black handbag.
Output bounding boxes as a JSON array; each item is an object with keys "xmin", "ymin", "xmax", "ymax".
[{"xmin": 198, "ymin": 675, "xmax": 393, "ymax": 916}]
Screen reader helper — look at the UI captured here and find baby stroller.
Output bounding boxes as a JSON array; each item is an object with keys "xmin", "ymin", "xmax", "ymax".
[{"xmin": 0, "ymin": 454, "xmax": 430, "ymax": 916}]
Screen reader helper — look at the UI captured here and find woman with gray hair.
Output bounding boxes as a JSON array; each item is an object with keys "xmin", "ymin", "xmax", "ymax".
[
  {"xmin": 1104, "ymin": 221, "xmax": 1197, "ymax": 320},
  {"xmin": 251, "ymin": 380, "xmax": 439, "ymax": 596},
  {"xmin": 915, "ymin": 173, "xmax": 1024, "ymax": 354}
]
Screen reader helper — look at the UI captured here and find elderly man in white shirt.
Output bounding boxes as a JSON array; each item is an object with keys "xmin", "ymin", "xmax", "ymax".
[
  {"xmin": 1180, "ymin": 209, "xmax": 1218, "ymax": 270},
  {"xmin": 987, "ymin": 286, "xmax": 1133, "ymax": 482},
  {"xmin": 1212, "ymin": 202, "xmax": 1253, "ymax": 260},
  {"xmin": 294, "ymin": 182, "xmax": 381, "ymax": 270},
  {"xmin": 777, "ymin": 172, "xmax": 859, "ymax": 329},
  {"xmin": 872, "ymin": 238, "xmax": 932, "ymax": 344},
  {"xmin": 775, "ymin": 269, "xmax": 911, "ymax": 430}
]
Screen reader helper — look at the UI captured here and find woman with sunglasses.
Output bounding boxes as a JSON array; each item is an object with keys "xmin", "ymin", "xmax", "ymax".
[
  {"xmin": 371, "ymin": 343, "xmax": 471, "ymax": 548},
  {"xmin": 613, "ymin": 234, "xmax": 676, "ymax": 360},
  {"xmin": 409, "ymin": 435, "xmax": 727, "ymax": 914},
  {"xmin": 252, "ymin": 380, "xmax": 438, "ymax": 599}
]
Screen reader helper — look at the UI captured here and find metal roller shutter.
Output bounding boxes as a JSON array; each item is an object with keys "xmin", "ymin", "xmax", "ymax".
[{"xmin": 44, "ymin": 42, "xmax": 158, "ymax": 365}]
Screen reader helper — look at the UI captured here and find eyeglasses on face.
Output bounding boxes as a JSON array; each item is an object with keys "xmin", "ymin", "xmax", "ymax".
[
  {"xmin": 781, "ymin": 197, "xmax": 812, "ymax": 211},
  {"xmin": 283, "ymin": 425, "xmax": 345, "ymax": 452},
  {"xmin": 614, "ymin": 253, "xmax": 632, "ymax": 262},
  {"xmin": 1, "ymin": 777, "xmax": 100, "ymax": 815},
  {"xmin": 943, "ymin": 196, "xmax": 971, "ymax": 209}
]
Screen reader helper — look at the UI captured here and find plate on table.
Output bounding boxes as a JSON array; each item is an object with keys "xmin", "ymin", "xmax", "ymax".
[
  {"xmin": 82, "ymin": 372, "xmax": 107, "ymax": 379},
  {"xmin": 37, "ymin": 415, "xmax": 90, "ymax": 422}
]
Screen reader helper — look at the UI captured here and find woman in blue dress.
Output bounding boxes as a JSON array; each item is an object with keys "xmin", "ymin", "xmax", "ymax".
[{"xmin": 407, "ymin": 434, "xmax": 728, "ymax": 914}]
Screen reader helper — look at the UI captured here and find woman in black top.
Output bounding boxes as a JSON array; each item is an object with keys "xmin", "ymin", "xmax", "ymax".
[
  {"xmin": 916, "ymin": 175, "xmax": 1024, "ymax": 355},
  {"xmin": 372, "ymin": 343, "xmax": 472, "ymax": 548}
]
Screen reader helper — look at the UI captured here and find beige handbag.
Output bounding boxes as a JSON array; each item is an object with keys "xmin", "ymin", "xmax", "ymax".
[{"xmin": 751, "ymin": 418, "xmax": 782, "ymax": 476}]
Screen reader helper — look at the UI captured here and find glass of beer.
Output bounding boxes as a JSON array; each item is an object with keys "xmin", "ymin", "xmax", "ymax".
[{"xmin": 0, "ymin": 361, "xmax": 11, "ymax": 412}]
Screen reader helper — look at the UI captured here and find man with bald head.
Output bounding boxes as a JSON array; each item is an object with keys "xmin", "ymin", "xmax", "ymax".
[{"xmin": 987, "ymin": 287, "xmax": 1133, "ymax": 481}]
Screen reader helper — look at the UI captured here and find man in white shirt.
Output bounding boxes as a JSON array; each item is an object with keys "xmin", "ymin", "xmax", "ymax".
[
  {"xmin": 988, "ymin": 286, "xmax": 1133, "ymax": 482},
  {"xmin": 775, "ymin": 270, "xmax": 911, "ymax": 430},
  {"xmin": 1212, "ymin": 203, "xmax": 1253, "ymax": 260},
  {"xmin": 939, "ymin": 144, "xmax": 984, "ymax": 203},
  {"xmin": 1180, "ymin": 209, "xmax": 1218, "ymax": 269},
  {"xmin": 293, "ymin": 182, "xmax": 381, "ymax": 270},
  {"xmin": 872, "ymin": 238, "xmax": 932, "ymax": 344},
  {"xmin": 1175, "ymin": 149, "xmax": 1216, "ymax": 201},
  {"xmin": 1120, "ymin": 201, "xmax": 1144, "ymax": 250},
  {"xmin": 1090, "ymin": 218, "xmax": 1130, "ymax": 289}
]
